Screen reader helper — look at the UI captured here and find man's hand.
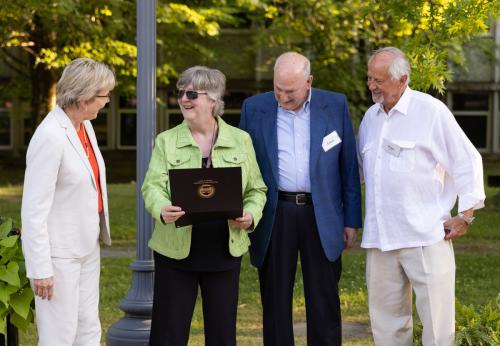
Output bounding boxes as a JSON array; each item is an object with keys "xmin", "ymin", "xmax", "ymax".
[
  {"xmin": 229, "ymin": 212, "xmax": 254, "ymax": 230},
  {"xmin": 344, "ymin": 227, "xmax": 358, "ymax": 249},
  {"xmin": 160, "ymin": 205, "xmax": 185, "ymax": 224},
  {"xmin": 443, "ymin": 216, "xmax": 469, "ymax": 240},
  {"xmin": 33, "ymin": 277, "xmax": 54, "ymax": 300}
]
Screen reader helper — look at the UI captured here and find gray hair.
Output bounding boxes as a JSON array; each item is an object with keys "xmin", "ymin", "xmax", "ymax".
[
  {"xmin": 368, "ymin": 47, "xmax": 411, "ymax": 85},
  {"xmin": 56, "ymin": 58, "xmax": 115, "ymax": 109},
  {"xmin": 176, "ymin": 66, "xmax": 226, "ymax": 117},
  {"xmin": 274, "ymin": 52, "xmax": 311, "ymax": 79}
]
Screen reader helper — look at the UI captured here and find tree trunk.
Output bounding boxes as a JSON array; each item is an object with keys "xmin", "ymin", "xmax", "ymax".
[{"xmin": 27, "ymin": 14, "xmax": 57, "ymax": 141}]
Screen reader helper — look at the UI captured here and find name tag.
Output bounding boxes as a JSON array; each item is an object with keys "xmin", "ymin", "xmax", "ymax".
[
  {"xmin": 322, "ymin": 131, "xmax": 341, "ymax": 152},
  {"xmin": 383, "ymin": 139, "xmax": 401, "ymax": 157}
]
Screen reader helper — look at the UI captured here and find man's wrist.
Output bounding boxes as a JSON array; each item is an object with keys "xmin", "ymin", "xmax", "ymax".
[{"xmin": 457, "ymin": 212, "xmax": 475, "ymax": 225}]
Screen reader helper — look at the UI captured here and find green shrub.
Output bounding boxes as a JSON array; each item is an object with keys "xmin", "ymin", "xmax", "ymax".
[
  {"xmin": 0, "ymin": 216, "xmax": 35, "ymax": 336},
  {"xmin": 413, "ymin": 296, "xmax": 500, "ymax": 346},
  {"xmin": 455, "ymin": 295, "xmax": 500, "ymax": 346}
]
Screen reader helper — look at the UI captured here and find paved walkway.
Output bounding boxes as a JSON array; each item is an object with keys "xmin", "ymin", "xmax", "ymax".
[{"xmin": 293, "ymin": 321, "xmax": 371, "ymax": 339}]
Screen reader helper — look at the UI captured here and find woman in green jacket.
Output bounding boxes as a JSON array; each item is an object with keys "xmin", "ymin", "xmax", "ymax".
[{"xmin": 142, "ymin": 66, "xmax": 267, "ymax": 346}]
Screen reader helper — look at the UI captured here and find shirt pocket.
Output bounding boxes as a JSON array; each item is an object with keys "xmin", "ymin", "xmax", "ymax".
[
  {"xmin": 389, "ymin": 140, "xmax": 416, "ymax": 173},
  {"xmin": 221, "ymin": 153, "xmax": 247, "ymax": 166},
  {"xmin": 166, "ymin": 153, "xmax": 191, "ymax": 169}
]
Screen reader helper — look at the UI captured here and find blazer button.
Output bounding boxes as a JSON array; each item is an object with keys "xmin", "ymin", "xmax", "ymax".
[
  {"xmin": 233, "ymin": 157, "xmax": 237, "ymax": 161},
  {"xmin": 176, "ymin": 159, "xmax": 180, "ymax": 163}
]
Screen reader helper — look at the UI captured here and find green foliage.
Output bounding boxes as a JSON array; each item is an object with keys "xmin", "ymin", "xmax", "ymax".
[
  {"xmin": 252, "ymin": 0, "xmax": 500, "ymax": 119},
  {"xmin": 0, "ymin": 0, "xmax": 137, "ymax": 90},
  {"xmin": 455, "ymin": 295, "xmax": 500, "ymax": 346},
  {"xmin": 2, "ymin": 0, "xmax": 498, "ymax": 125},
  {"xmin": 0, "ymin": 217, "xmax": 34, "ymax": 336},
  {"xmin": 412, "ymin": 296, "xmax": 500, "ymax": 346}
]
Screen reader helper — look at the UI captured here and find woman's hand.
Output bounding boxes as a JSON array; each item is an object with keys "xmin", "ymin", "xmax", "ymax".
[
  {"xmin": 160, "ymin": 205, "xmax": 185, "ymax": 224},
  {"xmin": 229, "ymin": 212, "xmax": 254, "ymax": 230},
  {"xmin": 33, "ymin": 277, "xmax": 54, "ymax": 300}
]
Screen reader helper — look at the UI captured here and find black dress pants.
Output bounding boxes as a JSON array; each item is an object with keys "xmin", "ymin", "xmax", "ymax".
[
  {"xmin": 259, "ymin": 200, "xmax": 342, "ymax": 346},
  {"xmin": 149, "ymin": 252, "xmax": 241, "ymax": 346}
]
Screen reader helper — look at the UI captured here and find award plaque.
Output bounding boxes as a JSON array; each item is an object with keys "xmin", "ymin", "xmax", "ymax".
[{"xmin": 169, "ymin": 167, "xmax": 243, "ymax": 227}]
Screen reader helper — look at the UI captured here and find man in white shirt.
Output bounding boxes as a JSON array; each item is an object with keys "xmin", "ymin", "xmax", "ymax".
[{"xmin": 358, "ymin": 46, "xmax": 485, "ymax": 346}]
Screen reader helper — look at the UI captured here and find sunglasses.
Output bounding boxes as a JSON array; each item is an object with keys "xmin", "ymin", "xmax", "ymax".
[{"xmin": 177, "ymin": 90, "xmax": 208, "ymax": 100}]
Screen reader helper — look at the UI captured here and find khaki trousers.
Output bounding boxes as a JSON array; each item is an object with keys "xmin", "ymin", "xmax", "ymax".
[
  {"xmin": 366, "ymin": 240, "xmax": 455, "ymax": 346},
  {"xmin": 34, "ymin": 242, "xmax": 101, "ymax": 346}
]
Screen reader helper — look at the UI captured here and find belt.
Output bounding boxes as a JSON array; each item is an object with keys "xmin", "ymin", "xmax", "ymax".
[{"xmin": 278, "ymin": 191, "xmax": 312, "ymax": 205}]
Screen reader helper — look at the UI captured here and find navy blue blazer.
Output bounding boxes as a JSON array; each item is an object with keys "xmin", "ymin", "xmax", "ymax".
[{"xmin": 239, "ymin": 88, "xmax": 362, "ymax": 268}]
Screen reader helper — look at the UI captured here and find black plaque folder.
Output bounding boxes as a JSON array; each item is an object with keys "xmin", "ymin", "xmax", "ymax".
[{"xmin": 169, "ymin": 167, "xmax": 243, "ymax": 227}]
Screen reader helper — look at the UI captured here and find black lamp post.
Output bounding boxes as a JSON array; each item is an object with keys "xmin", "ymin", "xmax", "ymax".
[{"xmin": 106, "ymin": 0, "xmax": 156, "ymax": 344}]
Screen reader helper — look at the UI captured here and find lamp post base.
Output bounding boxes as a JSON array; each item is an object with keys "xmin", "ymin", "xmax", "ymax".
[{"xmin": 106, "ymin": 317, "xmax": 151, "ymax": 346}]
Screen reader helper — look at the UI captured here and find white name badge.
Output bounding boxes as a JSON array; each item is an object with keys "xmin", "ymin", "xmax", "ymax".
[
  {"xmin": 383, "ymin": 138, "xmax": 401, "ymax": 157},
  {"xmin": 322, "ymin": 130, "xmax": 342, "ymax": 152}
]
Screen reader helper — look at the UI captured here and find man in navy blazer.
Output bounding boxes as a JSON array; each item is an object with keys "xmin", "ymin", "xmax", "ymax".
[{"xmin": 239, "ymin": 52, "xmax": 362, "ymax": 345}]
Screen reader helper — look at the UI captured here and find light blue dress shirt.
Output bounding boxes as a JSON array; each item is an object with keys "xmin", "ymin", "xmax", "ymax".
[{"xmin": 276, "ymin": 90, "xmax": 312, "ymax": 192}]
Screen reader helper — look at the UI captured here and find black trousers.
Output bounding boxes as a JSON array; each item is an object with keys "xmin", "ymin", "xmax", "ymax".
[
  {"xmin": 259, "ymin": 200, "xmax": 342, "ymax": 346},
  {"xmin": 149, "ymin": 252, "xmax": 241, "ymax": 346}
]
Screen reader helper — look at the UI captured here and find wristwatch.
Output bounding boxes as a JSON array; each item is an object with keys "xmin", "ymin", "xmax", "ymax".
[{"xmin": 457, "ymin": 212, "xmax": 475, "ymax": 225}]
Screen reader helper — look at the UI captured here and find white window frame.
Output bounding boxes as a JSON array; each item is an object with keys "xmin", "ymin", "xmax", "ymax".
[{"xmin": 493, "ymin": 91, "xmax": 500, "ymax": 153}]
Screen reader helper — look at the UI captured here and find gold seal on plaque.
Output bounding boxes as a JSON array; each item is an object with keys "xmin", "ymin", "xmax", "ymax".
[{"xmin": 198, "ymin": 183, "xmax": 215, "ymax": 198}]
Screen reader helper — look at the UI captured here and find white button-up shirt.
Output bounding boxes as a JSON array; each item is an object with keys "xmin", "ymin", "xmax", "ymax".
[
  {"xmin": 277, "ymin": 90, "xmax": 312, "ymax": 192},
  {"xmin": 358, "ymin": 87, "xmax": 485, "ymax": 251}
]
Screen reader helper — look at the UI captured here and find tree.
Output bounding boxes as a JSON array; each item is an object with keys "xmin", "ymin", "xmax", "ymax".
[
  {"xmin": 0, "ymin": 0, "xmax": 137, "ymax": 130},
  {"xmin": 0, "ymin": 0, "xmax": 248, "ymax": 131},
  {"xmin": 249, "ymin": 0, "xmax": 500, "ymax": 120},
  {"xmin": 1, "ymin": 0, "xmax": 498, "ymax": 128}
]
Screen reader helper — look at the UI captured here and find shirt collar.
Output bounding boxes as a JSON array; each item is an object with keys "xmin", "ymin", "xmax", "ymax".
[
  {"xmin": 278, "ymin": 89, "xmax": 312, "ymax": 115},
  {"xmin": 377, "ymin": 86, "xmax": 412, "ymax": 117}
]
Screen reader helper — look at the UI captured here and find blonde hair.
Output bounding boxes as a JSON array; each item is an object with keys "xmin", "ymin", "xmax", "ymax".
[
  {"xmin": 56, "ymin": 58, "xmax": 115, "ymax": 109},
  {"xmin": 176, "ymin": 66, "xmax": 226, "ymax": 117}
]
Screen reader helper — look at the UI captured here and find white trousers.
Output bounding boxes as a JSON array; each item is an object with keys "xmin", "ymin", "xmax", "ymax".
[
  {"xmin": 366, "ymin": 239, "xmax": 455, "ymax": 346},
  {"xmin": 34, "ymin": 242, "xmax": 101, "ymax": 346}
]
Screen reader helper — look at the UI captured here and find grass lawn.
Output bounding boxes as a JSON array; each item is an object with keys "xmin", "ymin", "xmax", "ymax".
[{"xmin": 1, "ymin": 166, "xmax": 498, "ymax": 345}]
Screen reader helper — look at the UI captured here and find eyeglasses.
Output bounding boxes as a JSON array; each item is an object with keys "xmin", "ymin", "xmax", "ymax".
[
  {"xmin": 95, "ymin": 93, "xmax": 111, "ymax": 99},
  {"xmin": 177, "ymin": 90, "xmax": 208, "ymax": 100}
]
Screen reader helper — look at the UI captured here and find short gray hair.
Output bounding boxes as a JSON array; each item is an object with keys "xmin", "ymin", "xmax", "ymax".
[
  {"xmin": 368, "ymin": 47, "xmax": 411, "ymax": 85},
  {"xmin": 176, "ymin": 66, "xmax": 226, "ymax": 117},
  {"xmin": 56, "ymin": 58, "xmax": 115, "ymax": 109}
]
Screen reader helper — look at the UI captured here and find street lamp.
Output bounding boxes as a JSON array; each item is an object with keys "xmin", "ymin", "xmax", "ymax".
[{"xmin": 106, "ymin": 0, "xmax": 156, "ymax": 344}]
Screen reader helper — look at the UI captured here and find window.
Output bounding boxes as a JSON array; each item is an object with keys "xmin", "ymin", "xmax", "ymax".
[
  {"xmin": 119, "ymin": 111, "xmax": 137, "ymax": 148},
  {"xmin": 118, "ymin": 96, "xmax": 137, "ymax": 149},
  {"xmin": 449, "ymin": 92, "xmax": 490, "ymax": 150},
  {"xmin": 93, "ymin": 111, "xmax": 109, "ymax": 147},
  {"xmin": 0, "ymin": 109, "xmax": 11, "ymax": 147}
]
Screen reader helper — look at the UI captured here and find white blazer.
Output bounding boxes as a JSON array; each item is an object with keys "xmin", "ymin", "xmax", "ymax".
[{"xmin": 21, "ymin": 106, "xmax": 111, "ymax": 279}]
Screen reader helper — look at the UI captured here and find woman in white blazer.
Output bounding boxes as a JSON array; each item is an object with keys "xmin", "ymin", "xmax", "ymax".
[{"xmin": 21, "ymin": 58, "xmax": 114, "ymax": 346}]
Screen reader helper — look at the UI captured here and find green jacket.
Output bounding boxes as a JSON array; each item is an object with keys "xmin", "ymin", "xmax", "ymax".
[{"xmin": 142, "ymin": 116, "xmax": 267, "ymax": 259}]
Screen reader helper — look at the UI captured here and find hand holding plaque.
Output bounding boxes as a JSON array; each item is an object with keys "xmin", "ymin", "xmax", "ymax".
[
  {"xmin": 160, "ymin": 205, "xmax": 185, "ymax": 224},
  {"xmin": 228, "ymin": 211, "xmax": 254, "ymax": 230}
]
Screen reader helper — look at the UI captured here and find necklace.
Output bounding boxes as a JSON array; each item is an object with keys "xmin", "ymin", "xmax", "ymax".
[
  {"xmin": 80, "ymin": 126, "xmax": 90, "ymax": 157},
  {"xmin": 205, "ymin": 120, "xmax": 218, "ymax": 168}
]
